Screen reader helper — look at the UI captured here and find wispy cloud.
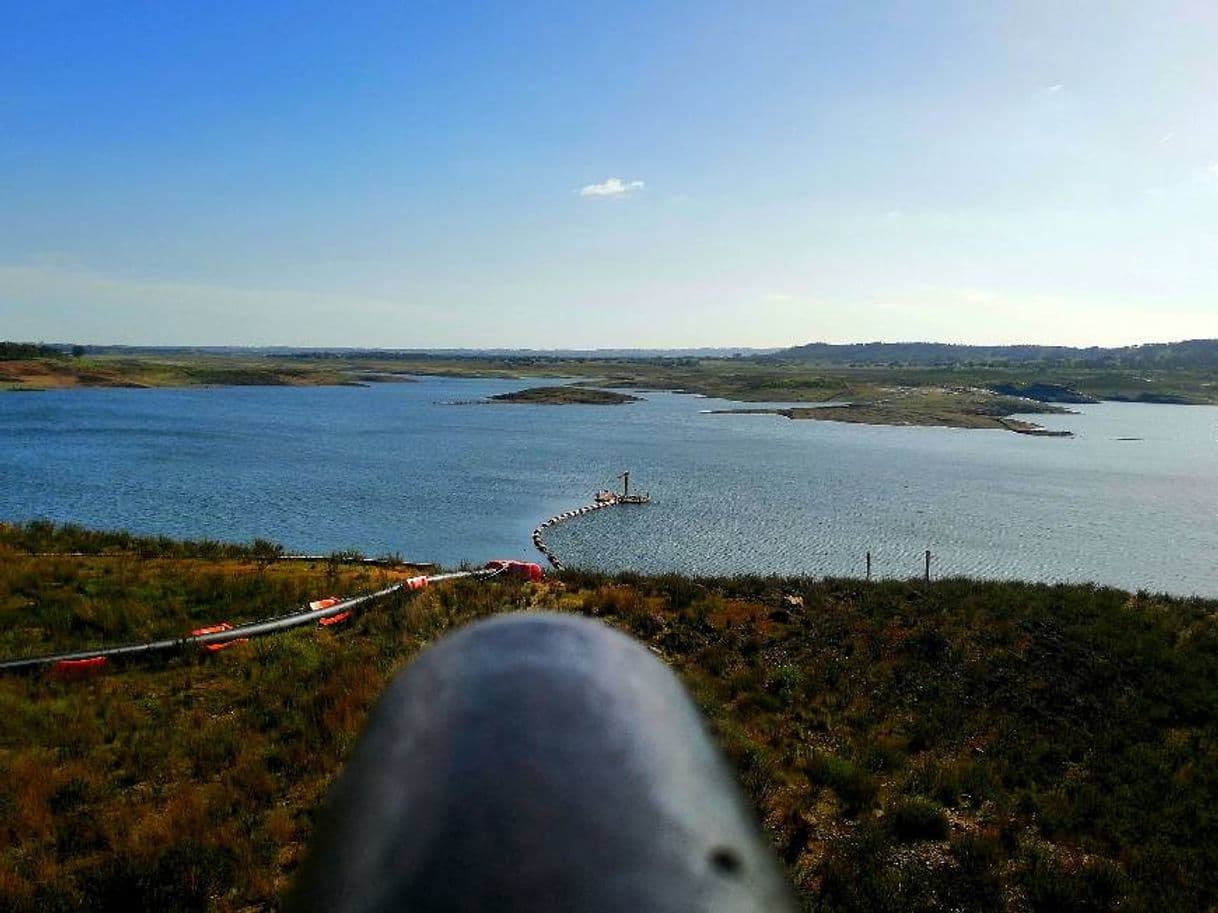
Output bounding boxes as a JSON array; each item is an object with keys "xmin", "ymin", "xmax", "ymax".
[
  {"xmin": 1045, "ymin": 83, "xmax": 1064, "ymax": 95},
  {"xmin": 578, "ymin": 177, "xmax": 645, "ymax": 198},
  {"xmin": 763, "ymin": 293, "xmax": 793, "ymax": 303}
]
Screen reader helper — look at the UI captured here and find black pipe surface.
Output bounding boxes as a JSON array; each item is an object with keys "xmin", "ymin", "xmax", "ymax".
[{"xmin": 289, "ymin": 612, "xmax": 796, "ymax": 913}]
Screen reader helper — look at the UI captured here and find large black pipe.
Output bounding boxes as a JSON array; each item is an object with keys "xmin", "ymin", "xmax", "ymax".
[{"xmin": 288, "ymin": 612, "xmax": 796, "ymax": 912}]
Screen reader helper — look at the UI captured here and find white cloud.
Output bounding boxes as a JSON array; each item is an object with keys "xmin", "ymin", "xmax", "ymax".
[
  {"xmin": 578, "ymin": 177, "xmax": 645, "ymax": 198},
  {"xmin": 763, "ymin": 293, "xmax": 793, "ymax": 302},
  {"xmin": 1045, "ymin": 83, "xmax": 1064, "ymax": 94}
]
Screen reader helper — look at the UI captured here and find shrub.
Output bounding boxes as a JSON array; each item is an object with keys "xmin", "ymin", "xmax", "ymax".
[
  {"xmin": 889, "ymin": 796, "xmax": 949, "ymax": 841},
  {"xmin": 1021, "ymin": 847, "xmax": 1128, "ymax": 913},
  {"xmin": 806, "ymin": 752, "xmax": 877, "ymax": 814}
]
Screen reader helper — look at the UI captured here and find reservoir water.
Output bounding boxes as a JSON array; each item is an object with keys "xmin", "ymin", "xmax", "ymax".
[{"xmin": 2, "ymin": 378, "xmax": 1216, "ymax": 597}]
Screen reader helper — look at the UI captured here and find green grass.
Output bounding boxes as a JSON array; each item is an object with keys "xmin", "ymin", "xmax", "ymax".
[
  {"xmin": 488, "ymin": 385, "xmax": 641, "ymax": 405},
  {"xmin": 2, "ymin": 526, "xmax": 1217, "ymax": 910},
  {"xmin": 888, "ymin": 796, "xmax": 949, "ymax": 841}
]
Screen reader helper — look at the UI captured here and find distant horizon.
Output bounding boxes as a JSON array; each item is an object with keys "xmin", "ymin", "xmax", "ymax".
[{"xmin": 14, "ymin": 336, "xmax": 1217, "ymax": 355}]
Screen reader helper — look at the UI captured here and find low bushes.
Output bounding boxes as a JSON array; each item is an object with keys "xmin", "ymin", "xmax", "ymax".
[
  {"xmin": 888, "ymin": 796, "xmax": 948, "ymax": 841},
  {"xmin": 2, "ymin": 551, "xmax": 1217, "ymax": 911}
]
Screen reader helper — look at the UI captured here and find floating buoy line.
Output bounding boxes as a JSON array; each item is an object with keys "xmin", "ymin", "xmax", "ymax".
[
  {"xmin": 533, "ymin": 502, "xmax": 617, "ymax": 571},
  {"xmin": 533, "ymin": 471, "xmax": 650, "ymax": 570}
]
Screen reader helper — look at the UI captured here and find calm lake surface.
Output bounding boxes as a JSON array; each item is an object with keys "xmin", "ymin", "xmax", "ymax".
[{"xmin": 2, "ymin": 378, "xmax": 1217, "ymax": 596}]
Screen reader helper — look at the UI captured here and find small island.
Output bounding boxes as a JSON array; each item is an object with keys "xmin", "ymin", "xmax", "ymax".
[{"xmin": 489, "ymin": 385, "xmax": 642, "ymax": 405}]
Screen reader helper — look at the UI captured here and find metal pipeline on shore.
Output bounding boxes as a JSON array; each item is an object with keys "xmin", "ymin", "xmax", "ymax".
[{"xmin": 0, "ymin": 562, "xmax": 542, "ymax": 675}]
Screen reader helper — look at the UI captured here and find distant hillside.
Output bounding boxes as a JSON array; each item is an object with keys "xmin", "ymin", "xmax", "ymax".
[{"xmin": 767, "ymin": 339, "xmax": 1218, "ymax": 369}]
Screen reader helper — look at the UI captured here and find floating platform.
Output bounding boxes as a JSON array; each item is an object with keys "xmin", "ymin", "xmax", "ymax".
[{"xmin": 594, "ymin": 490, "xmax": 650, "ymax": 505}]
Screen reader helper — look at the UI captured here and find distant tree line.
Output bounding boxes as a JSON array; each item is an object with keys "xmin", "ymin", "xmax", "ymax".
[{"xmin": 0, "ymin": 341, "xmax": 76, "ymax": 360}]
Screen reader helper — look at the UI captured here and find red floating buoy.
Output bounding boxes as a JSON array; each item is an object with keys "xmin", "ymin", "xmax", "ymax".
[
  {"xmin": 484, "ymin": 560, "xmax": 544, "ymax": 582},
  {"xmin": 318, "ymin": 611, "xmax": 352, "ymax": 627},
  {"xmin": 50, "ymin": 656, "xmax": 107, "ymax": 680},
  {"xmin": 190, "ymin": 622, "xmax": 248, "ymax": 652}
]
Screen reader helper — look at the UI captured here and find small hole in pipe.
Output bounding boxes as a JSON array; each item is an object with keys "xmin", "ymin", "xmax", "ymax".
[{"xmin": 709, "ymin": 846, "xmax": 743, "ymax": 876}]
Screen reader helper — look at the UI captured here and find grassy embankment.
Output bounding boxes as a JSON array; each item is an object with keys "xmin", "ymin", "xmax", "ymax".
[{"xmin": 2, "ymin": 522, "xmax": 1216, "ymax": 912}]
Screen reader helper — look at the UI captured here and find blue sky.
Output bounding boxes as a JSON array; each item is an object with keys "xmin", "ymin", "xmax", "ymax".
[{"xmin": 2, "ymin": 1, "xmax": 1216, "ymax": 347}]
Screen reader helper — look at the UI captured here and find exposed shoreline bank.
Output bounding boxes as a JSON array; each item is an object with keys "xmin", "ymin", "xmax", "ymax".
[{"xmin": 6, "ymin": 352, "xmax": 1216, "ymax": 438}]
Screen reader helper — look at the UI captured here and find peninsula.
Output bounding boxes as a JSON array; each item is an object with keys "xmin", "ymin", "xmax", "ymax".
[{"xmin": 708, "ymin": 387, "xmax": 1074, "ymax": 435}]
